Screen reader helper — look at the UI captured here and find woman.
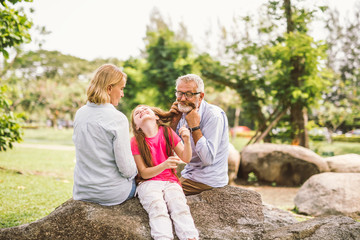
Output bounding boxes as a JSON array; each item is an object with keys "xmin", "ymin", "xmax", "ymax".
[{"xmin": 72, "ymin": 63, "xmax": 137, "ymax": 206}]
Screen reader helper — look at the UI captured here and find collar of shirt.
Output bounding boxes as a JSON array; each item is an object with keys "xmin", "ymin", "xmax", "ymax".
[{"xmin": 86, "ymin": 101, "xmax": 115, "ymax": 110}]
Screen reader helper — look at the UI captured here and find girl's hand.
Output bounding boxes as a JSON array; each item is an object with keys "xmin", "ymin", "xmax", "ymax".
[
  {"xmin": 161, "ymin": 156, "xmax": 182, "ymax": 169},
  {"xmin": 179, "ymin": 125, "xmax": 190, "ymax": 142}
]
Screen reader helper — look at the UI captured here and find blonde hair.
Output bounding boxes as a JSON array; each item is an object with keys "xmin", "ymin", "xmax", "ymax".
[{"xmin": 87, "ymin": 64, "xmax": 127, "ymax": 104}]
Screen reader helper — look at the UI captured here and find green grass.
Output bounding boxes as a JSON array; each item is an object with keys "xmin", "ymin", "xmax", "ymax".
[
  {"xmin": 0, "ymin": 128, "xmax": 75, "ymax": 228},
  {"xmin": 230, "ymin": 136, "xmax": 250, "ymax": 151},
  {"xmin": 0, "ymin": 148, "xmax": 75, "ymax": 179},
  {"xmin": 309, "ymin": 141, "xmax": 360, "ymax": 156},
  {"xmin": 22, "ymin": 127, "xmax": 74, "ymax": 146},
  {"xmin": 0, "ymin": 168, "xmax": 73, "ymax": 228}
]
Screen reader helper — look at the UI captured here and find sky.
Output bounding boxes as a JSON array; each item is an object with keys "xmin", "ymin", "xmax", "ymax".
[{"xmin": 23, "ymin": 0, "xmax": 359, "ymax": 61}]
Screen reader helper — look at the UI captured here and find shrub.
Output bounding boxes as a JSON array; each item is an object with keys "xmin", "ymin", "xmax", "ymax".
[
  {"xmin": 0, "ymin": 86, "xmax": 23, "ymax": 151},
  {"xmin": 332, "ymin": 135, "xmax": 360, "ymax": 143}
]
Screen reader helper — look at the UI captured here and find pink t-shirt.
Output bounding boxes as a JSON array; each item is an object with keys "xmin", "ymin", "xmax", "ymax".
[{"xmin": 131, "ymin": 126, "xmax": 181, "ymax": 184}]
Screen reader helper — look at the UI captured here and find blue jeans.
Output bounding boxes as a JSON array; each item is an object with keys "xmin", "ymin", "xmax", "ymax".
[{"xmin": 126, "ymin": 179, "xmax": 136, "ymax": 200}]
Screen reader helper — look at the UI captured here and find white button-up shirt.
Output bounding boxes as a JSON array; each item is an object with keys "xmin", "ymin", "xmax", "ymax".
[
  {"xmin": 72, "ymin": 102, "xmax": 137, "ymax": 206},
  {"xmin": 177, "ymin": 100, "xmax": 229, "ymax": 187}
]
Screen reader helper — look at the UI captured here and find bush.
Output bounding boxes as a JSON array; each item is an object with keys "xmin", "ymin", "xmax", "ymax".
[
  {"xmin": 0, "ymin": 86, "xmax": 23, "ymax": 151},
  {"xmin": 309, "ymin": 135, "xmax": 325, "ymax": 141},
  {"xmin": 247, "ymin": 172, "xmax": 258, "ymax": 182},
  {"xmin": 332, "ymin": 135, "xmax": 360, "ymax": 143}
]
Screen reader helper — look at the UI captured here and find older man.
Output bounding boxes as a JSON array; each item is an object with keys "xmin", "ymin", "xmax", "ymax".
[{"xmin": 170, "ymin": 74, "xmax": 229, "ymax": 195}]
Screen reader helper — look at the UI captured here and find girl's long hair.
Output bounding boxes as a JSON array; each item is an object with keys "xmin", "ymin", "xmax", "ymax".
[{"xmin": 131, "ymin": 105, "xmax": 176, "ymax": 169}]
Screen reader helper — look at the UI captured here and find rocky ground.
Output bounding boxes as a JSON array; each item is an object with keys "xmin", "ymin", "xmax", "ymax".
[{"xmin": 230, "ymin": 179, "xmax": 314, "ymax": 221}]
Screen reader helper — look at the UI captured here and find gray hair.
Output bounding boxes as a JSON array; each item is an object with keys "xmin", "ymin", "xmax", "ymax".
[{"xmin": 175, "ymin": 74, "xmax": 205, "ymax": 93}]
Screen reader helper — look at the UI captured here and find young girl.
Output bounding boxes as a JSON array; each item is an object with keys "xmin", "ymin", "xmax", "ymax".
[{"xmin": 130, "ymin": 105, "xmax": 199, "ymax": 240}]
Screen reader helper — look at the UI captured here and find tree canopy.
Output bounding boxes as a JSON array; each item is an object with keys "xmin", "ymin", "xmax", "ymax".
[{"xmin": 0, "ymin": 0, "xmax": 33, "ymax": 151}]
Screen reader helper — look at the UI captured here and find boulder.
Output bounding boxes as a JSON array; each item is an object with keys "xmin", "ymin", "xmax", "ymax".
[
  {"xmin": 240, "ymin": 143, "xmax": 329, "ymax": 186},
  {"xmin": 324, "ymin": 154, "xmax": 360, "ymax": 173},
  {"xmin": 228, "ymin": 143, "xmax": 241, "ymax": 183},
  {"xmin": 0, "ymin": 186, "xmax": 265, "ymax": 240},
  {"xmin": 294, "ymin": 172, "xmax": 360, "ymax": 218},
  {"xmin": 263, "ymin": 215, "xmax": 360, "ymax": 240},
  {"xmin": 262, "ymin": 204, "xmax": 298, "ymax": 232}
]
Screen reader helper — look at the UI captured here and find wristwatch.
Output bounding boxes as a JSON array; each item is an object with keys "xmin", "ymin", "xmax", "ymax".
[{"xmin": 189, "ymin": 126, "xmax": 201, "ymax": 133}]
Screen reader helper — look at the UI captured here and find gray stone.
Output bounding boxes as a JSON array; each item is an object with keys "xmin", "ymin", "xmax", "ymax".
[
  {"xmin": 228, "ymin": 143, "xmax": 241, "ymax": 183},
  {"xmin": 263, "ymin": 215, "xmax": 360, "ymax": 240},
  {"xmin": 240, "ymin": 143, "xmax": 329, "ymax": 186},
  {"xmin": 0, "ymin": 186, "xmax": 265, "ymax": 240},
  {"xmin": 294, "ymin": 172, "xmax": 360, "ymax": 218},
  {"xmin": 324, "ymin": 154, "xmax": 360, "ymax": 173},
  {"xmin": 262, "ymin": 204, "xmax": 298, "ymax": 232}
]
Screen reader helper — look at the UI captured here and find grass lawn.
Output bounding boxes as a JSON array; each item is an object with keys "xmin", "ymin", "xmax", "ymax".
[
  {"xmin": 22, "ymin": 127, "xmax": 74, "ymax": 146},
  {"xmin": 0, "ymin": 128, "xmax": 75, "ymax": 228},
  {"xmin": 309, "ymin": 141, "xmax": 360, "ymax": 156},
  {"xmin": 0, "ymin": 168, "xmax": 73, "ymax": 228}
]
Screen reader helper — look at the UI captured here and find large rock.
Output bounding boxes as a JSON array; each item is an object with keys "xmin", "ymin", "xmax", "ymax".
[
  {"xmin": 262, "ymin": 204, "xmax": 298, "ymax": 232},
  {"xmin": 0, "ymin": 186, "xmax": 265, "ymax": 240},
  {"xmin": 240, "ymin": 143, "xmax": 329, "ymax": 186},
  {"xmin": 294, "ymin": 172, "xmax": 360, "ymax": 218},
  {"xmin": 263, "ymin": 215, "xmax": 360, "ymax": 240},
  {"xmin": 228, "ymin": 143, "xmax": 241, "ymax": 183},
  {"xmin": 324, "ymin": 154, "xmax": 360, "ymax": 173}
]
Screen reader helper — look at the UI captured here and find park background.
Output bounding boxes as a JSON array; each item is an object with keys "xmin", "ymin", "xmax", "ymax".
[{"xmin": 1, "ymin": 0, "xmax": 360, "ymax": 228}]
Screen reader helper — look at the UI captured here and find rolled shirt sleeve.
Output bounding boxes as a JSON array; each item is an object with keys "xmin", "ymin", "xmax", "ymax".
[
  {"xmin": 113, "ymin": 115, "xmax": 138, "ymax": 179},
  {"xmin": 194, "ymin": 114, "xmax": 224, "ymax": 166}
]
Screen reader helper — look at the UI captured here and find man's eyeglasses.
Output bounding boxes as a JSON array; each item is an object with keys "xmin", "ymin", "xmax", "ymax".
[{"xmin": 175, "ymin": 91, "xmax": 201, "ymax": 99}]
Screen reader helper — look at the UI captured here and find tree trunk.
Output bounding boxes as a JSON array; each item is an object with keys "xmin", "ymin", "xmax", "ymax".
[
  {"xmin": 290, "ymin": 102, "xmax": 308, "ymax": 147},
  {"xmin": 233, "ymin": 107, "xmax": 241, "ymax": 128},
  {"xmin": 254, "ymin": 107, "xmax": 288, "ymax": 144},
  {"xmin": 232, "ymin": 107, "xmax": 241, "ymax": 140},
  {"xmin": 284, "ymin": 0, "xmax": 309, "ymax": 148}
]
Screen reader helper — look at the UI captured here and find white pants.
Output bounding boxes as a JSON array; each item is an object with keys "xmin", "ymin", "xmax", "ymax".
[{"xmin": 137, "ymin": 181, "xmax": 199, "ymax": 240}]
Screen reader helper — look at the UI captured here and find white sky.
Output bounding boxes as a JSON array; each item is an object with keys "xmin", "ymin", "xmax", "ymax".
[{"xmin": 23, "ymin": 0, "xmax": 359, "ymax": 61}]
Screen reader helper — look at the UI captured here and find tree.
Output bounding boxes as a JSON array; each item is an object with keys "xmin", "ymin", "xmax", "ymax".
[
  {"xmin": 197, "ymin": 0, "xmax": 329, "ymax": 147},
  {"xmin": 119, "ymin": 57, "xmax": 150, "ymax": 117},
  {"xmin": 318, "ymin": 4, "xmax": 360, "ymax": 132},
  {"xmin": 142, "ymin": 9, "xmax": 194, "ymax": 109},
  {"xmin": 0, "ymin": 0, "xmax": 33, "ymax": 150}
]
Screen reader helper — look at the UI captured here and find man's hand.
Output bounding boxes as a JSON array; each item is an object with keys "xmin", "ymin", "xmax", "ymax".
[
  {"xmin": 185, "ymin": 108, "xmax": 201, "ymax": 128},
  {"xmin": 170, "ymin": 101, "xmax": 182, "ymax": 130}
]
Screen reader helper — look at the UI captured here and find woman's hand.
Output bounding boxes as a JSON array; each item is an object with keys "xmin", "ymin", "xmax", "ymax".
[
  {"xmin": 161, "ymin": 156, "xmax": 182, "ymax": 169},
  {"xmin": 179, "ymin": 125, "xmax": 190, "ymax": 143}
]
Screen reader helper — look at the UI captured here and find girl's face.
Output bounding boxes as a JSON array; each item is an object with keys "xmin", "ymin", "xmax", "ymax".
[{"xmin": 133, "ymin": 106, "xmax": 159, "ymax": 129}]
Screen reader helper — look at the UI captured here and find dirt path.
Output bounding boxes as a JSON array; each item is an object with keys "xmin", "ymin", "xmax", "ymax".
[
  {"xmin": 232, "ymin": 184, "xmax": 298, "ymax": 210},
  {"xmin": 230, "ymin": 178, "xmax": 299, "ymax": 211}
]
